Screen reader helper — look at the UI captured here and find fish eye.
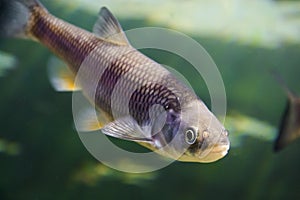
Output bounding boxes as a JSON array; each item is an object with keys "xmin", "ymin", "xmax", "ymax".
[{"xmin": 185, "ymin": 127, "xmax": 198, "ymax": 144}]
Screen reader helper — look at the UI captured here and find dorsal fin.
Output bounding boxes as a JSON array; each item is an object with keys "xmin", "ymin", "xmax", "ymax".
[{"xmin": 93, "ymin": 7, "xmax": 129, "ymax": 45}]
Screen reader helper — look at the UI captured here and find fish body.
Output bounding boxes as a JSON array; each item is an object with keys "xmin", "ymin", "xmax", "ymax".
[
  {"xmin": 274, "ymin": 75, "xmax": 300, "ymax": 151},
  {"xmin": 0, "ymin": 0, "xmax": 230, "ymax": 162}
]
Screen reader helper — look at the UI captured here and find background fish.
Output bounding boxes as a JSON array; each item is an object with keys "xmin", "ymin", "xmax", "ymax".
[
  {"xmin": 0, "ymin": 0, "xmax": 229, "ymax": 162},
  {"xmin": 273, "ymin": 73, "xmax": 300, "ymax": 152}
]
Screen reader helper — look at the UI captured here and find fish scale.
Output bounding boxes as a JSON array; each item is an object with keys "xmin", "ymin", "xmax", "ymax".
[{"xmin": 90, "ymin": 44, "xmax": 191, "ymax": 124}]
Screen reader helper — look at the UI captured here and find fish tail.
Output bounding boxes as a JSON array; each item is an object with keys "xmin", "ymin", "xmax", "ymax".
[{"xmin": 0, "ymin": 0, "xmax": 45, "ymax": 38}]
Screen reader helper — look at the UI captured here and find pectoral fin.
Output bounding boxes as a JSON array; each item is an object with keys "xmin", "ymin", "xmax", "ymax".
[
  {"xmin": 47, "ymin": 56, "xmax": 81, "ymax": 92},
  {"xmin": 101, "ymin": 116, "xmax": 153, "ymax": 143}
]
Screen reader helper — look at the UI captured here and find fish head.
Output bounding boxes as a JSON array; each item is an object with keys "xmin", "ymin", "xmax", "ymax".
[{"xmin": 175, "ymin": 100, "xmax": 230, "ymax": 163}]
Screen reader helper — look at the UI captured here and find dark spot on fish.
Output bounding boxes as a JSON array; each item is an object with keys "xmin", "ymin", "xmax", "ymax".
[
  {"xmin": 128, "ymin": 83, "xmax": 181, "ymax": 125},
  {"xmin": 95, "ymin": 57, "xmax": 131, "ymax": 115}
]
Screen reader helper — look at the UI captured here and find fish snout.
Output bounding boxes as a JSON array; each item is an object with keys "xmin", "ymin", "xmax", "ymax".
[{"xmin": 197, "ymin": 129, "xmax": 230, "ymax": 162}]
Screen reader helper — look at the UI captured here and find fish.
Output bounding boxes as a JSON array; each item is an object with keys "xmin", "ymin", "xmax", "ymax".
[
  {"xmin": 273, "ymin": 73, "xmax": 300, "ymax": 152},
  {"xmin": 0, "ymin": 0, "xmax": 230, "ymax": 163}
]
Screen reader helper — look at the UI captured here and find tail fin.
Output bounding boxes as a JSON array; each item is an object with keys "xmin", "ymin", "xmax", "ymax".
[{"xmin": 0, "ymin": 0, "xmax": 42, "ymax": 38}]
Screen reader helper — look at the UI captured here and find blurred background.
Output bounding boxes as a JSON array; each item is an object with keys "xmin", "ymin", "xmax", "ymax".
[{"xmin": 0, "ymin": 0, "xmax": 300, "ymax": 199}]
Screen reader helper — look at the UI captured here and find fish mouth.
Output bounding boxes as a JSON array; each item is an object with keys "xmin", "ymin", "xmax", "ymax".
[
  {"xmin": 198, "ymin": 144, "xmax": 230, "ymax": 163},
  {"xmin": 210, "ymin": 144, "xmax": 230, "ymax": 154},
  {"xmin": 178, "ymin": 144, "xmax": 229, "ymax": 163}
]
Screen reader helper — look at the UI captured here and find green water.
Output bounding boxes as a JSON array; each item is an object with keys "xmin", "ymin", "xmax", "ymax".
[{"xmin": 0, "ymin": 0, "xmax": 300, "ymax": 199}]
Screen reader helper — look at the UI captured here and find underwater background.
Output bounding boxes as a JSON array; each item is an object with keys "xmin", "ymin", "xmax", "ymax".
[{"xmin": 0, "ymin": 0, "xmax": 300, "ymax": 199}]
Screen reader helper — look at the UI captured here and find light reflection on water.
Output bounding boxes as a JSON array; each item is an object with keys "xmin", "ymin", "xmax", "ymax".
[{"xmin": 53, "ymin": 0, "xmax": 300, "ymax": 48}]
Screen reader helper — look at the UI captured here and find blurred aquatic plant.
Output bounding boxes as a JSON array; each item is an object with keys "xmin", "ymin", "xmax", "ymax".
[
  {"xmin": 72, "ymin": 161, "xmax": 157, "ymax": 186},
  {"xmin": 0, "ymin": 51, "xmax": 17, "ymax": 76},
  {"xmin": 225, "ymin": 113, "xmax": 277, "ymax": 148},
  {"xmin": 52, "ymin": 0, "xmax": 300, "ymax": 48},
  {"xmin": 0, "ymin": 138, "xmax": 21, "ymax": 156}
]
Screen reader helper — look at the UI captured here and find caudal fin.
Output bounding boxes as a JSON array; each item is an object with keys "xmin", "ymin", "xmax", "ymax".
[{"xmin": 0, "ymin": 0, "xmax": 42, "ymax": 38}]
